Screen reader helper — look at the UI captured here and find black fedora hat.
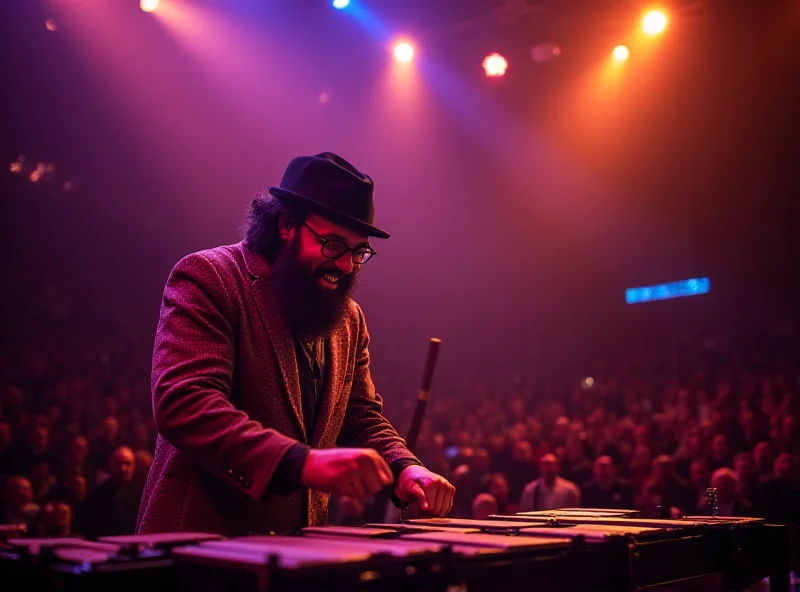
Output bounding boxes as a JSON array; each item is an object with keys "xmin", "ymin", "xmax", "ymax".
[{"xmin": 269, "ymin": 152, "xmax": 389, "ymax": 239}]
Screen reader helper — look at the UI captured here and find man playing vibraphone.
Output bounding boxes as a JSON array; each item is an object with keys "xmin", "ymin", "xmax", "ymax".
[{"xmin": 137, "ymin": 153, "xmax": 455, "ymax": 536}]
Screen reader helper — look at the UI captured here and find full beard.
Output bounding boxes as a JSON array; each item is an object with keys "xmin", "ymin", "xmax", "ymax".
[{"xmin": 272, "ymin": 238, "xmax": 357, "ymax": 340}]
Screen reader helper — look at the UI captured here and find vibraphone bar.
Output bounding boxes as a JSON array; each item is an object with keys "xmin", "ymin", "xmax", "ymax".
[{"xmin": 0, "ymin": 510, "xmax": 792, "ymax": 591}]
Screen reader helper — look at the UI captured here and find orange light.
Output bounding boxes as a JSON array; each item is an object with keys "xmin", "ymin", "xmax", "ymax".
[
  {"xmin": 612, "ymin": 45, "xmax": 630, "ymax": 62},
  {"xmin": 482, "ymin": 53, "xmax": 508, "ymax": 77},
  {"xmin": 140, "ymin": 0, "xmax": 160, "ymax": 13},
  {"xmin": 642, "ymin": 10, "xmax": 667, "ymax": 35},
  {"xmin": 394, "ymin": 43, "xmax": 414, "ymax": 63}
]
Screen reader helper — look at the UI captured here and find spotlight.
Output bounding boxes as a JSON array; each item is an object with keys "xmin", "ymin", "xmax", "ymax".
[
  {"xmin": 482, "ymin": 53, "xmax": 508, "ymax": 77},
  {"xmin": 332, "ymin": 0, "xmax": 350, "ymax": 8},
  {"xmin": 45, "ymin": 19, "xmax": 58, "ymax": 32},
  {"xmin": 642, "ymin": 10, "xmax": 667, "ymax": 35},
  {"xmin": 612, "ymin": 45, "xmax": 630, "ymax": 62},
  {"xmin": 140, "ymin": 0, "xmax": 159, "ymax": 13},
  {"xmin": 394, "ymin": 43, "xmax": 414, "ymax": 63}
]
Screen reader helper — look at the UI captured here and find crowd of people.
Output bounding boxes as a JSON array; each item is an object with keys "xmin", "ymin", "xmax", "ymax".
[{"xmin": 1, "ymin": 284, "xmax": 799, "ymax": 559}]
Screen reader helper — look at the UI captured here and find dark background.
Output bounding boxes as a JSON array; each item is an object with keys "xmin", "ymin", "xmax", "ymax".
[{"xmin": 3, "ymin": 0, "xmax": 799, "ymax": 379}]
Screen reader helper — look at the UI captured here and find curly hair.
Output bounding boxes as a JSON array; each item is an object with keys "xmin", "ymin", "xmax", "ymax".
[{"xmin": 242, "ymin": 192, "xmax": 306, "ymax": 260}]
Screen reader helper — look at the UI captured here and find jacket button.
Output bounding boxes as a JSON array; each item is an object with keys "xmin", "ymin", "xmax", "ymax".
[
  {"xmin": 228, "ymin": 468, "xmax": 234, "ymax": 476},
  {"xmin": 244, "ymin": 481, "xmax": 252, "ymax": 489}
]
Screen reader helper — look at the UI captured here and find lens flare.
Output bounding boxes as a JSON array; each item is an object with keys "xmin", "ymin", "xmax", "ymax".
[
  {"xmin": 394, "ymin": 43, "xmax": 414, "ymax": 63},
  {"xmin": 612, "ymin": 45, "xmax": 630, "ymax": 62},
  {"xmin": 643, "ymin": 10, "xmax": 668, "ymax": 35}
]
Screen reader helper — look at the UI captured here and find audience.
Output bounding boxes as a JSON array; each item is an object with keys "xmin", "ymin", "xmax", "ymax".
[{"xmin": 1, "ymin": 282, "xmax": 799, "ymax": 559}]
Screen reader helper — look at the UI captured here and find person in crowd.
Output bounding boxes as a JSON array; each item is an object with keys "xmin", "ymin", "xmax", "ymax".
[
  {"xmin": 643, "ymin": 455, "xmax": 696, "ymax": 517},
  {"xmin": 74, "ymin": 447, "xmax": 142, "ymax": 538},
  {"xmin": 519, "ymin": 453, "xmax": 581, "ymax": 511},
  {"xmin": 471, "ymin": 493, "xmax": 499, "ymax": 520},
  {"xmin": 0, "ymin": 476, "xmax": 40, "ymax": 526},
  {"xmin": 582, "ymin": 456, "xmax": 634, "ymax": 509},
  {"xmin": 697, "ymin": 468, "xmax": 755, "ymax": 517}
]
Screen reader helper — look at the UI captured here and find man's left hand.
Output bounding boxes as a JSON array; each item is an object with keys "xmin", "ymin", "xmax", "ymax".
[{"xmin": 395, "ymin": 465, "xmax": 455, "ymax": 516}]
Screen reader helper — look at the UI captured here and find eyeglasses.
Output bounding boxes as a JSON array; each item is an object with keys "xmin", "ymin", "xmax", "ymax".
[{"xmin": 303, "ymin": 222, "xmax": 377, "ymax": 265}]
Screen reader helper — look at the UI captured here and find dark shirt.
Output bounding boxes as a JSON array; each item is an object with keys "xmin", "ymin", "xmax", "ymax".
[
  {"xmin": 295, "ymin": 338, "xmax": 326, "ymax": 442},
  {"xmin": 582, "ymin": 479, "xmax": 635, "ymax": 510},
  {"xmin": 269, "ymin": 337, "xmax": 419, "ymax": 498},
  {"xmin": 74, "ymin": 480, "xmax": 143, "ymax": 539},
  {"xmin": 267, "ymin": 338, "xmax": 325, "ymax": 494}
]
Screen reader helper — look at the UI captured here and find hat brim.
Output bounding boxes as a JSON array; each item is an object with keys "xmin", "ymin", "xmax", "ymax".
[{"xmin": 269, "ymin": 187, "xmax": 390, "ymax": 239}]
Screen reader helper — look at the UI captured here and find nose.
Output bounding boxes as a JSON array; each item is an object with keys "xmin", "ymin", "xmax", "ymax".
[{"xmin": 333, "ymin": 253, "xmax": 355, "ymax": 275}]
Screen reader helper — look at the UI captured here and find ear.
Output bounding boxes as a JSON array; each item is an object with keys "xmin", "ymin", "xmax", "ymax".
[{"xmin": 278, "ymin": 211, "xmax": 296, "ymax": 241}]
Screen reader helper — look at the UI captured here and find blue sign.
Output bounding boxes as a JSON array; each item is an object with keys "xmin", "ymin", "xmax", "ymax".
[{"xmin": 626, "ymin": 277, "xmax": 710, "ymax": 304}]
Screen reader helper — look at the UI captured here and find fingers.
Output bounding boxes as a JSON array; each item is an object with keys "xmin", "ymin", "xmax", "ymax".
[
  {"xmin": 345, "ymin": 476, "xmax": 367, "ymax": 500},
  {"xmin": 430, "ymin": 485, "xmax": 446, "ymax": 516},
  {"xmin": 422, "ymin": 479, "xmax": 456, "ymax": 516},
  {"xmin": 357, "ymin": 451, "xmax": 393, "ymax": 495},
  {"xmin": 360, "ymin": 465, "xmax": 386, "ymax": 496},
  {"xmin": 407, "ymin": 481, "xmax": 429, "ymax": 511},
  {"xmin": 365, "ymin": 450, "xmax": 393, "ymax": 487}
]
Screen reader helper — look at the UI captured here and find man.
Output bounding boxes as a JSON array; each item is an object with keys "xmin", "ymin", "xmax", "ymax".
[
  {"xmin": 0, "ymin": 476, "xmax": 40, "ymax": 526},
  {"xmin": 646, "ymin": 455, "xmax": 696, "ymax": 517},
  {"xmin": 77, "ymin": 447, "xmax": 142, "ymax": 538},
  {"xmin": 581, "ymin": 455, "xmax": 634, "ymax": 510},
  {"xmin": 697, "ymin": 468, "xmax": 754, "ymax": 517},
  {"xmin": 733, "ymin": 451, "xmax": 762, "ymax": 512},
  {"xmin": 519, "ymin": 453, "xmax": 580, "ymax": 512},
  {"xmin": 137, "ymin": 153, "xmax": 455, "ymax": 536}
]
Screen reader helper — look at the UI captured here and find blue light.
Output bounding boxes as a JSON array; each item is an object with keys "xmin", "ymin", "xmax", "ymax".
[
  {"xmin": 332, "ymin": 0, "xmax": 350, "ymax": 8},
  {"xmin": 625, "ymin": 277, "xmax": 710, "ymax": 304}
]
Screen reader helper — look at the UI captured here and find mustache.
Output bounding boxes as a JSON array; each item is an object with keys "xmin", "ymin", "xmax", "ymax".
[{"xmin": 314, "ymin": 266, "xmax": 351, "ymax": 279}]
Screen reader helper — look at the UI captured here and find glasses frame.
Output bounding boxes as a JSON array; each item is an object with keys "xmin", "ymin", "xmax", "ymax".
[{"xmin": 302, "ymin": 222, "xmax": 377, "ymax": 265}]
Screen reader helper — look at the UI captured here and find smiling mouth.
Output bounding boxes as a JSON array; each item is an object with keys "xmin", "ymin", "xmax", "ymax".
[{"xmin": 318, "ymin": 272, "xmax": 343, "ymax": 290}]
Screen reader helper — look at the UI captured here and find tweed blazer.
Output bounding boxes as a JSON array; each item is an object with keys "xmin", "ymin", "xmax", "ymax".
[{"xmin": 136, "ymin": 242, "xmax": 418, "ymax": 536}]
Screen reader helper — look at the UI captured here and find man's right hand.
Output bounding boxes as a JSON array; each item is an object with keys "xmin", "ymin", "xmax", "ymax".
[{"xmin": 300, "ymin": 448, "xmax": 393, "ymax": 500}]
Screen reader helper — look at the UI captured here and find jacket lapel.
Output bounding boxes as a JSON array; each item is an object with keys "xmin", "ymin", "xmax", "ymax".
[
  {"xmin": 242, "ymin": 245, "xmax": 305, "ymax": 439},
  {"xmin": 311, "ymin": 322, "xmax": 347, "ymax": 447}
]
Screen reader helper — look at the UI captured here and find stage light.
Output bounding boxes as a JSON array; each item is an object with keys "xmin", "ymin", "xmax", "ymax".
[
  {"xmin": 612, "ymin": 45, "xmax": 630, "ymax": 62},
  {"xmin": 394, "ymin": 43, "xmax": 414, "ymax": 63},
  {"xmin": 140, "ymin": 0, "xmax": 159, "ymax": 13},
  {"xmin": 45, "ymin": 19, "xmax": 57, "ymax": 32},
  {"xmin": 642, "ymin": 10, "xmax": 667, "ymax": 35},
  {"xmin": 482, "ymin": 53, "xmax": 508, "ymax": 77},
  {"xmin": 332, "ymin": 0, "xmax": 350, "ymax": 8}
]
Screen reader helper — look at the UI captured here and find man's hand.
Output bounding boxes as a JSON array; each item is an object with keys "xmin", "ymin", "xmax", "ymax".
[
  {"xmin": 301, "ymin": 448, "xmax": 393, "ymax": 500},
  {"xmin": 395, "ymin": 465, "xmax": 455, "ymax": 516}
]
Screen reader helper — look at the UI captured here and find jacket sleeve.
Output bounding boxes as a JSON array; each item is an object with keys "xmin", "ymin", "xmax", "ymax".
[
  {"xmin": 152, "ymin": 252, "xmax": 300, "ymax": 502},
  {"xmin": 336, "ymin": 305, "xmax": 420, "ymax": 470}
]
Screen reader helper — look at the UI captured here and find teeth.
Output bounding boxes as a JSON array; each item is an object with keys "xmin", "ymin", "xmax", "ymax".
[{"xmin": 322, "ymin": 274, "xmax": 339, "ymax": 283}]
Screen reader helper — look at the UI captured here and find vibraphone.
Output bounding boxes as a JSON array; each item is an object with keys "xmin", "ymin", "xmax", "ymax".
[{"xmin": 0, "ymin": 510, "xmax": 792, "ymax": 591}]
